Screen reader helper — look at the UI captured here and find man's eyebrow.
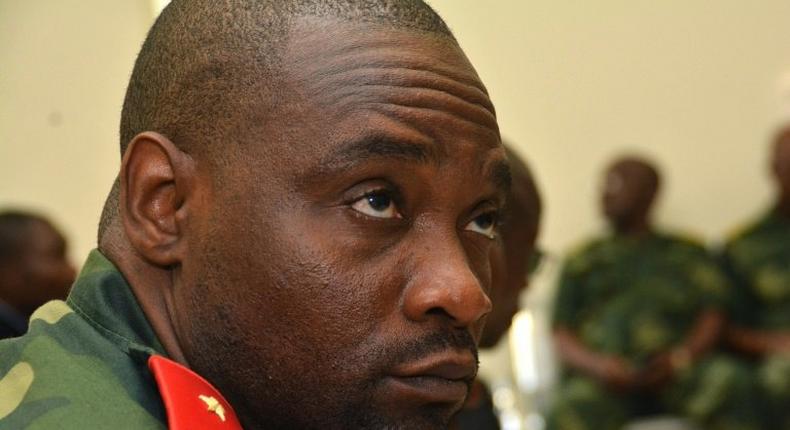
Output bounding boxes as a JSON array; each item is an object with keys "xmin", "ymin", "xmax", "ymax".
[{"xmin": 320, "ymin": 135, "xmax": 437, "ymax": 171}]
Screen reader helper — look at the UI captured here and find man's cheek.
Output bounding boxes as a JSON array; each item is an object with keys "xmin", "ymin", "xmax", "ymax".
[
  {"xmin": 285, "ymin": 268, "xmax": 380, "ymax": 346},
  {"xmin": 272, "ymin": 207, "xmax": 404, "ymax": 342}
]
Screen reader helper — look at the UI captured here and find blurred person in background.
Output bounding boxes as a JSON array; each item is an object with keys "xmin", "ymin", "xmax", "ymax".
[
  {"xmin": 549, "ymin": 156, "xmax": 765, "ymax": 430},
  {"xmin": 0, "ymin": 211, "xmax": 76, "ymax": 339},
  {"xmin": 452, "ymin": 146, "xmax": 543, "ymax": 430},
  {"xmin": 722, "ymin": 125, "xmax": 790, "ymax": 430}
]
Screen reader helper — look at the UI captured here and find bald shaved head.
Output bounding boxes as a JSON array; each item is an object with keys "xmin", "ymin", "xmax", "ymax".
[{"xmin": 120, "ymin": 0, "xmax": 454, "ymax": 159}]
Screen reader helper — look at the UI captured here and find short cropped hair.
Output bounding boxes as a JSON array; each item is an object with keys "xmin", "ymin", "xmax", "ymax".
[{"xmin": 120, "ymin": 0, "xmax": 454, "ymax": 157}]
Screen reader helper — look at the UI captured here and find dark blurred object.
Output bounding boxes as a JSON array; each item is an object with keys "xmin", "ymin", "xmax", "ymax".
[
  {"xmin": 451, "ymin": 146, "xmax": 543, "ymax": 430},
  {"xmin": 452, "ymin": 380, "xmax": 500, "ymax": 430},
  {"xmin": 479, "ymin": 146, "xmax": 543, "ymax": 349},
  {"xmin": 0, "ymin": 211, "xmax": 76, "ymax": 339}
]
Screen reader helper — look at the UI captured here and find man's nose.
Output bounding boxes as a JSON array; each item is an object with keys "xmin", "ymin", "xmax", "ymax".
[{"xmin": 402, "ymin": 239, "xmax": 492, "ymax": 329}]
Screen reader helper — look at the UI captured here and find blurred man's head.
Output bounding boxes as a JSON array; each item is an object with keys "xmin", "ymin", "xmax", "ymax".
[
  {"xmin": 772, "ymin": 125, "xmax": 790, "ymax": 202},
  {"xmin": 0, "ymin": 211, "xmax": 75, "ymax": 316},
  {"xmin": 601, "ymin": 156, "xmax": 660, "ymax": 234},
  {"xmin": 479, "ymin": 147, "xmax": 542, "ymax": 348},
  {"xmin": 103, "ymin": 1, "xmax": 508, "ymax": 428}
]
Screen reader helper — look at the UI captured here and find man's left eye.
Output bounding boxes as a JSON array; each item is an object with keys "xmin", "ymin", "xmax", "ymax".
[
  {"xmin": 464, "ymin": 212, "xmax": 498, "ymax": 239},
  {"xmin": 351, "ymin": 191, "xmax": 402, "ymax": 219}
]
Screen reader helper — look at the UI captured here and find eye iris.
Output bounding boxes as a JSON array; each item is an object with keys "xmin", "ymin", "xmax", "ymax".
[
  {"xmin": 367, "ymin": 194, "xmax": 391, "ymax": 212},
  {"xmin": 476, "ymin": 213, "xmax": 494, "ymax": 229}
]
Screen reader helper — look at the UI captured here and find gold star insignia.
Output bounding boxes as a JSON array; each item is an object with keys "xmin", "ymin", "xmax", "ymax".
[{"xmin": 199, "ymin": 394, "xmax": 226, "ymax": 422}]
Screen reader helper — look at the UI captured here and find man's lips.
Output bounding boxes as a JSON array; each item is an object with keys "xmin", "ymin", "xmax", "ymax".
[{"xmin": 387, "ymin": 350, "xmax": 477, "ymax": 404}]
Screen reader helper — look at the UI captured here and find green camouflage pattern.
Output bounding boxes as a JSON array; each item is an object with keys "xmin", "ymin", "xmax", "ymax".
[
  {"xmin": 0, "ymin": 250, "xmax": 168, "ymax": 429},
  {"xmin": 548, "ymin": 232, "xmax": 767, "ymax": 430},
  {"xmin": 548, "ymin": 356, "xmax": 767, "ymax": 430},
  {"xmin": 722, "ymin": 211, "xmax": 790, "ymax": 330},
  {"xmin": 553, "ymin": 232, "xmax": 728, "ymax": 369},
  {"xmin": 722, "ymin": 211, "xmax": 790, "ymax": 430}
]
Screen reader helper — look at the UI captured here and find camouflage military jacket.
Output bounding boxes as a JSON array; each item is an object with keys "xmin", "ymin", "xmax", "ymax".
[
  {"xmin": 722, "ymin": 210, "xmax": 790, "ymax": 330},
  {"xmin": 553, "ymin": 232, "xmax": 729, "ymax": 367},
  {"xmin": 0, "ymin": 250, "xmax": 170, "ymax": 429}
]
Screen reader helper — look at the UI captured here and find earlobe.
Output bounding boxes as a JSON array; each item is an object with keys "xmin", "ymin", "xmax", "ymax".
[{"xmin": 120, "ymin": 132, "xmax": 194, "ymax": 267}]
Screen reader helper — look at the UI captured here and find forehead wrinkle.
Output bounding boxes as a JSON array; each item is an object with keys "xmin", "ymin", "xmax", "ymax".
[
  {"xmin": 285, "ymin": 26, "xmax": 493, "ymax": 110},
  {"xmin": 366, "ymin": 103, "xmax": 501, "ymax": 149},
  {"xmin": 325, "ymin": 84, "xmax": 498, "ymax": 129},
  {"xmin": 290, "ymin": 29, "xmax": 484, "ymax": 87},
  {"xmin": 328, "ymin": 85, "xmax": 497, "ymax": 132},
  {"xmin": 307, "ymin": 64, "xmax": 494, "ymax": 115}
]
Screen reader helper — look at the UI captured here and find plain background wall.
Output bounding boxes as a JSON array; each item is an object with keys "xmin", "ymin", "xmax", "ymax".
[
  {"xmin": 4, "ymin": 1, "xmax": 790, "ymax": 266},
  {"xmin": 427, "ymin": 0, "xmax": 790, "ymax": 254},
  {"xmin": 0, "ymin": 0, "xmax": 154, "ymax": 265}
]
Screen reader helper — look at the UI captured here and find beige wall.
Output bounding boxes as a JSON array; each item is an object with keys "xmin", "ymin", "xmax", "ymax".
[
  {"xmin": 3, "ymin": 1, "xmax": 790, "ymax": 265},
  {"xmin": 0, "ymin": 0, "xmax": 153, "ymax": 264},
  {"xmin": 428, "ymin": 0, "xmax": 790, "ymax": 254}
]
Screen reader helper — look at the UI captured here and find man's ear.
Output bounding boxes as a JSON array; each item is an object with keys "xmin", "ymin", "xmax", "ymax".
[{"xmin": 120, "ymin": 132, "xmax": 195, "ymax": 267}]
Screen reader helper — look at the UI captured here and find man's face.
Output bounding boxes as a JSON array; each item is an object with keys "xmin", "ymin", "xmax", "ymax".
[
  {"xmin": 19, "ymin": 220, "xmax": 75, "ymax": 313},
  {"xmin": 602, "ymin": 167, "xmax": 630, "ymax": 221},
  {"xmin": 601, "ymin": 164, "xmax": 650, "ymax": 225},
  {"xmin": 172, "ymin": 21, "xmax": 506, "ymax": 430}
]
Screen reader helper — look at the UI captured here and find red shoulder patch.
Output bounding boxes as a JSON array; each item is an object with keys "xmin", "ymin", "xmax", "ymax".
[{"xmin": 148, "ymin": 355, "xmax": 243, "ymax": 430}]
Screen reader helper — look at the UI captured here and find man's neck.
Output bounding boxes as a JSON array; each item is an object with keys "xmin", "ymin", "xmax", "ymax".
[
  {"xmin": 612, "ymin": 217, "xmax": 652, "ymax": 238},
  {"xmin": 99, "ymin": 223, "xmax": 189, "ymax": 366}
]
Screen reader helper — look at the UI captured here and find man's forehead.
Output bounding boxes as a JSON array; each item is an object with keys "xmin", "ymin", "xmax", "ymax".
[
  {"xmin": 286, "ymin": 17, "xmax": 476, "ymax": 75},
  {"xmin": 282, "ymin": 18, "xmax": 495, "ymax": 119},
  {"xmin": 271, "ymin": 18, "xmax": 499, "ymax": 157},
  {"xmin": 244, "ymin": 16, "xmax": 506, "ymax": 193}
]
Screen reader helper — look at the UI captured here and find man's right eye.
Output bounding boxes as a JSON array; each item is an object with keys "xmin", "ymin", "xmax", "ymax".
[{"xmin": 351, "ymin": 191, "xmax": 402, "ymax": 219}]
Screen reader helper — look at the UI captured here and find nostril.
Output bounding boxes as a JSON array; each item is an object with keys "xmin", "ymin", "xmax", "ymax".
[{"xmin": 426, "ymin": 307, "xmax": 453, "ymax": 319}]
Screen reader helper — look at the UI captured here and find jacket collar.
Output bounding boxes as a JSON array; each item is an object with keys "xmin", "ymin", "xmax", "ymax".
[{"xmin": 66, "ymin": 249, "xmax": 166, "ymax": 359}]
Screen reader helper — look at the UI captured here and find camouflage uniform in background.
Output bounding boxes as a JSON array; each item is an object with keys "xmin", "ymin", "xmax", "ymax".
[
  {"xmin": 0, "ymin": 251, "xmax": 169, "ymax": 429},
  {"xmin": 548, "ymin": 232, "xmax": 766, "ymax": 430},
  {"xmin": 722, "ymin": 211, "xmax": 790, "ymax": 430}
]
